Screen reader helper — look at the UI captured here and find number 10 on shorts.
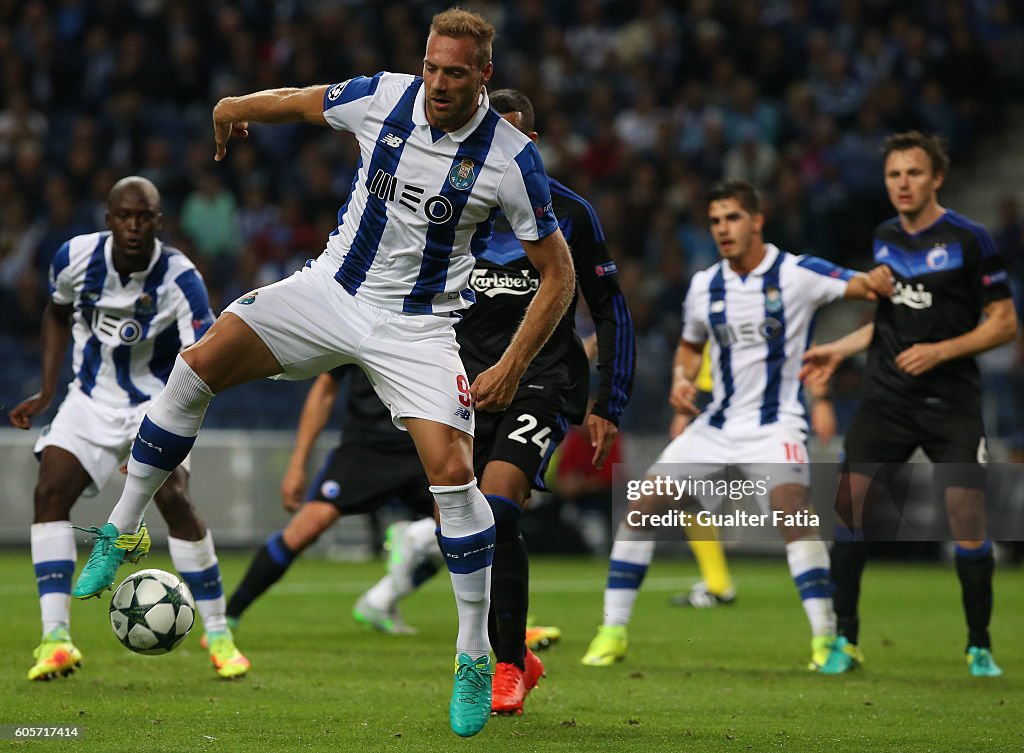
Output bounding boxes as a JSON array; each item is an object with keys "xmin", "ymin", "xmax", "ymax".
[{"xmin": 783, "ymin": 442, "xmax": 807, "ymax": 463}]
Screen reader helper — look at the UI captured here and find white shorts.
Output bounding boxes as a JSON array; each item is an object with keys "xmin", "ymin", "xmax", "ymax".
[
  {"xmin": 648, "ymin": 421, "xmax": 810, "ymax": 502},
  {"xmin": 223, "ymin": 260, "xmax": 474, "ymax": 435},
  {"xmin": 35, "ymin": 387, "xmax": 191, "ymax": 497}
]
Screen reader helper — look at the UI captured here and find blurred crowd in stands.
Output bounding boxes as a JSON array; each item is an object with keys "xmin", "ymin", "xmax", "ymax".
[{"xmin": 1, "ymin": 0, "xmax": 1023, "ymax": 441}]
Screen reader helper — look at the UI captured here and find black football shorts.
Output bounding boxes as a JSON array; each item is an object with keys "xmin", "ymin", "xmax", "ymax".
[
  {"xmin": 843, "ymin": 400, "xmax": 987, "ymax": 489},
  {"xmin": 473, "ymin": 395, "xmax": 571, "ymax": 492},
  {"xmin": 306, "ymin": 442, "xmax": 434, "ymax": 515}
]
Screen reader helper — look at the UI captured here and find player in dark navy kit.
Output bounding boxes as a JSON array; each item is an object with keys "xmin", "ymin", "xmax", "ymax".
[
  {"xmin": 459, "ymin": 88, "xmax": 634, "ymax": 714},
  {"xmin": 802, "ymin": 132, "xmax": 1018, "ymax": 676},
  {"xmin": 223, "ymin": 366, "xmax": 434, "ymax": 634},
  {"xmin": 357, "ymin": 89, "xmax": 636, "ymax": 715}
]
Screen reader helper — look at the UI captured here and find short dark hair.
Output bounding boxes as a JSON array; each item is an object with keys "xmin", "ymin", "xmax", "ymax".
[
  {"xmin": 489, "ymin": 88, "xmax": 534, "ymax": 133},
  {"xmin": 707, "ymin": 179, "xmax": 761, "ymax": 215},
  {"xmin": 883, "ymin": 131, "xmax": 950, "ymax": 175}
]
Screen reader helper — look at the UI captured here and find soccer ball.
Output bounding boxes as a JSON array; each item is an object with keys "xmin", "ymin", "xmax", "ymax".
[{"xmin": 109, "ymin": 569, "xmax": 195, "ymax": 655}]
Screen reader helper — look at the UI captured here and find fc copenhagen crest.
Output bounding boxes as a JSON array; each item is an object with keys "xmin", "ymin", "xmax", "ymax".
[{"xmin": 449, "ymin": 158, "xmax": 476, "ymax": 191}]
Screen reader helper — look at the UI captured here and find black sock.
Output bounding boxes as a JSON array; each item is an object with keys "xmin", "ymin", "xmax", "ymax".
[
  {"xmin": 486, "ymin": 495, "xmax": 528, "ymax": 670},
  {"xmin": 491, "ymin": 533, "xmax": 529, "ymax": 669},
  {"xmin": 955, "ymin": 543, "xmax": 995, "ymax": 650},
  {"xmin": 831, "ymin": 540, "xmax": 867, "ymax": 645},
  {"xmin": 226, "ymin": 532, "xmax": 296, "ymax": 619}
]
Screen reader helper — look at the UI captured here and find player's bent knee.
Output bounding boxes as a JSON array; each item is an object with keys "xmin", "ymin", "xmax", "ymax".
[{"xmin": 429, "ymin": 458, "xmax": 475, "ymax": 488}]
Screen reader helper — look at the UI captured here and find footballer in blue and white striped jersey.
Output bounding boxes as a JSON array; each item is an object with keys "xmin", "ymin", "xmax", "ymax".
[
  {"xmin": 682, "ymin": 242, "xmax": 854, "ymax": 435},
  {"xmin": 593, "ymin": 182, "xmax": 891, "ymax": 670},
  {"xmin": 48, "ymin": 231, "xmax": 214, "ymax": 408},
  {"xmin": 318, "ymin": 73, "xmax": 558, "ymax": 315},
  {"xmin": 48, "ymin": 231, "xmax": 212, "ymax": 411}
]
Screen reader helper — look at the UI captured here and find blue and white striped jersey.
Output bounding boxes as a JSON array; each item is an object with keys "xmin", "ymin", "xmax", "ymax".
[
  {"xmin": 682, "ymin": 244, "xmax": 854, "ymax": 433},
  {"xmin": 49, "ymin": 232, "xmax": 214, "ymax": 407},
  {"xmin": 320, "ymin": 72, "xmax": 559, "ymax": 314}
]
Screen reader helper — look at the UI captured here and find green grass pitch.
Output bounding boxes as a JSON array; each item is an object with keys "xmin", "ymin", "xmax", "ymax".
[{"xmin": 1, "ymin": 551, "xmax": 1020, "ymax": 752}]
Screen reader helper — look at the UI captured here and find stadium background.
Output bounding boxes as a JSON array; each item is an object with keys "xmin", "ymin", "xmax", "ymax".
[{"xmin": 0, "ymin": 0, "xmax": 1022, "ymax": 552}]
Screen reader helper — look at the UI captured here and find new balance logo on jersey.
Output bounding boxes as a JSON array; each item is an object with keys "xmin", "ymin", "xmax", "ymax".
[
  {"xmin": 713, "ymin": 318, "xmax": 783, "ymax": 346},
  {"xmin": 381, "ymin": 133, "xmax": 404, "ymax": 148},
  {"xmin": 891, "ymin": 281, "xmax": 933, "ymax": 309},
  {"xmin": 470, "ymin": 269, "xmax": 539, "ymax": 297},
  {"xmin": 454, "ymin": 406, "xmax": 471, "ymax": 420}
]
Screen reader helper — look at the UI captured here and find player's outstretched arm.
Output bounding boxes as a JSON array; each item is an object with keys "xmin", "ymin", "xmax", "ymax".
[
  {"xmin": 894, "ymin": 298, "xmax": 1018, "ymax": 376},
  {"xmin": 8, "ymin": 302, "xmax": 72, "ymax": 430},
  {"xmin": 845, "ymin": 264, "xmax": 894, "ymax": 301},
  {"xmin": 213, "ymin": 85, "xmax": 329, "ymax": 161},
  {"xmin": 471, "ymin": 230, "xmax": 575, "ymax": 412},
  {"xmin": 799, "ymin": 324, "xmax": 875, "ymax": 389},
  {"xmin": 281, "ymin": 371, "xmax": 341, "ymax": 512}
]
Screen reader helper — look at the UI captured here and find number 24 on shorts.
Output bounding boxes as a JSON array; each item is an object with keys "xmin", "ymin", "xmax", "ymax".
[{"xmin": 509, "ymin": 414, "xmax": 552, "ymax": 457}]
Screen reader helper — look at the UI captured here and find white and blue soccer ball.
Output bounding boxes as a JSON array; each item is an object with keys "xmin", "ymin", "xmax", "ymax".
[{"xmin": 109, "ymin": 569, "xmax": 195, "ymax": 655}]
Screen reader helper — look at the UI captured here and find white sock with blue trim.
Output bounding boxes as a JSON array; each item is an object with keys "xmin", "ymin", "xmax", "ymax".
[
  {"xmin": 603, "ymin": 524, "xmax": 655, "ymax": 627},
  {"xmin": 786, "ymin": 537, "xmax": 836, "ymax": 637},
  {"xmin": 31, "ymin": 521, "xmax": 76, "ymax": 636},
  {"xmin": 433, "ymin": 479, "xmax": 494, "ymax": 659},
  {"xmin": 168, "ymin": 530, "xmax": 227, "ymax": 634},
  {"xmin": 109, "ymin": 356, "xmax": 213, "ymax": 534}
]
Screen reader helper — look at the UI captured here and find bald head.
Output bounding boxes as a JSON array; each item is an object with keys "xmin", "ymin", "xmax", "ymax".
[
  {"xmin": 108, "ymin": 176, "xmax": 160, "ymax": 211},
  {"xmin": 106, "ymin": 176, "xmax": 163, "ymax": 268}
]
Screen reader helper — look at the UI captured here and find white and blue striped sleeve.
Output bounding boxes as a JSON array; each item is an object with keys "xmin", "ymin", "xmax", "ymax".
[
  {"xmin": 171, "ymin": 268, "xmax": 215, "ymax": 347},
  {"xmin": 496, "ymin": 140, "xmax": 558, "ymax": 242},
  {"xmin": 681, "ymin": 270, "xmax": 708, "ymax": 344},
  {"xmin": 322, "ymin": 72, "xmax": 387, "ymax": 132},
  {"xmin": 48, "ymin": 241, "xmax": 75, "ymax": 305},
  {"xmin": 794, "ymin": 255, "xmax": 856, "ymax": 307}
]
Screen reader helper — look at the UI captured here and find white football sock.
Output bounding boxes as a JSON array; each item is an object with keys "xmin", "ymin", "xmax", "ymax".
[
  {"xmin": 109, "ymin": 356, "xmax": 213, "ymax": 534},
  {"xmin": 603, "ymin": 524, "xmax": 655, "ymax": 628},
  {"xmin": 31, "ymin": 521, "xmax": 76, "ymax": 635},
  {"xmin": 433, "ymin": 479, "xmax": 494, "ymax": 659},
  {"xmin": 168, "ymin": 531, "xmax": 227, "ymax": 634},
  {"xmin": 786, "ymin": 537, "xmax": 837, "ymax": 637}
]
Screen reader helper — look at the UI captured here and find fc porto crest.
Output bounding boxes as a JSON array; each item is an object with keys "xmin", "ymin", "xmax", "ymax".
[
  {"xmin": 135, "ymin": 293, "xmax": 157, "ymax": 317},
  {"xmin": 449, "ymin": 158, "xmax": 476, "ymax": 191},
  {"xmin": 765, "ymin": 286, "xmax": 783, "ymax": 313}
]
